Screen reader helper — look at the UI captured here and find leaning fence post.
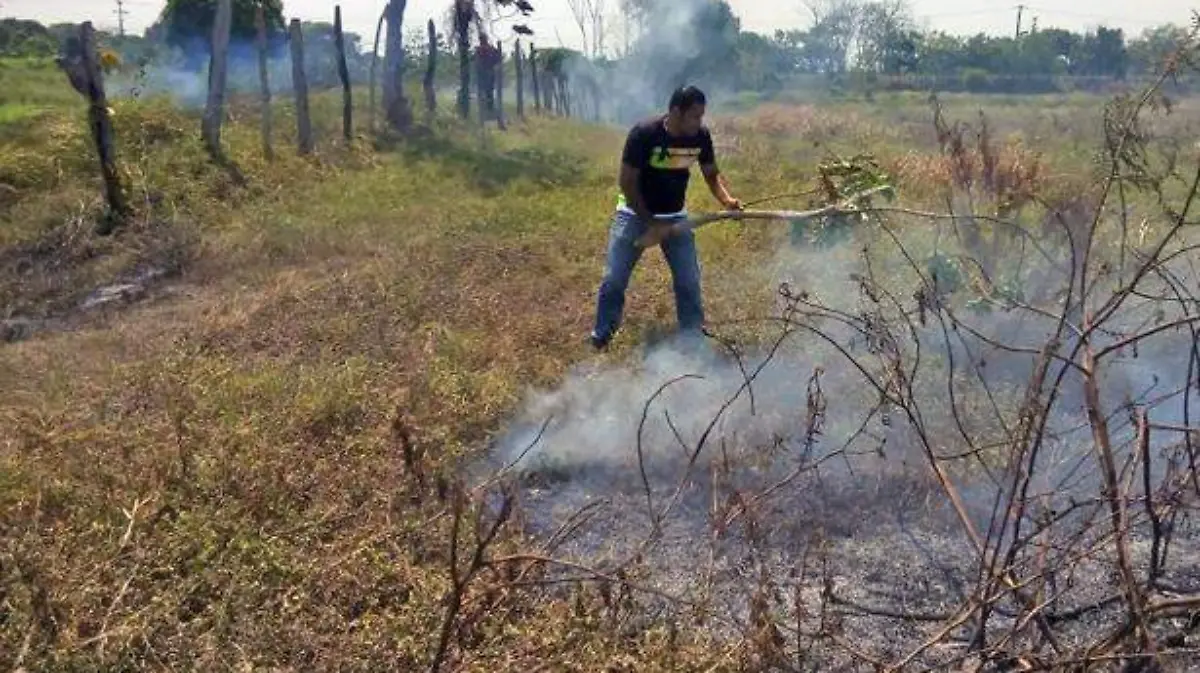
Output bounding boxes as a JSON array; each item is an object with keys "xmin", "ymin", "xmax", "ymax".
[
  {"xmin": 255, "ymin": 5, "xmax": 274, "ymax": 159},
  {"xmin": 202, "ymin": 0, "xmax": 232, "ymax": 159},
  {"xmin": 333, "ymin": 5, "xmax": 353, "ymax": 142},
  {"xmin": 58, "ymin": 22, "xmax": 128, "ymax": 232},
  {"xmin": 514, "ymin": 40, "xmax": 524, "ymax": 120},
  {"xmin": 289, "ymin": 19, "xmax": 313, "ymax": 154},
  {"xmin": 83, "ymin": 24, "xmax": 127, "ymax": 227}
]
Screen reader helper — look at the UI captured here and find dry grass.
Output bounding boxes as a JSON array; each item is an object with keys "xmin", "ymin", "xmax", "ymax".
[
  {"xmin": 0, "ymin": 64, "xmax": 787, "ymax": 670},
  {"xmin": 4, "ymin": 59, "xmax": 1191, "ymax": 669}
]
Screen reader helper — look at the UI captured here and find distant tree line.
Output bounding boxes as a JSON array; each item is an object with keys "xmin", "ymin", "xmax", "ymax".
[
  {"xmin": 708, "ymin": 0, "xmax": 1189, "ymax": 94},
  {"xmin": 3, "ymin": 0, "xmax": 1194, "ymax": 103},
  {"xmin": 610, "ymin": 0, "xmax": 1194, "ymax": 102}
]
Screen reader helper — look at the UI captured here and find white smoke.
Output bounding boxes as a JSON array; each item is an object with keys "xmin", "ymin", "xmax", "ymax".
[
  {"xmin": 565, "ymin": 0, "xmax": 741, "ymax": 124},
  {"xmin": 490, "ymin": 242, "xmax": 897, "ymax": 480}
]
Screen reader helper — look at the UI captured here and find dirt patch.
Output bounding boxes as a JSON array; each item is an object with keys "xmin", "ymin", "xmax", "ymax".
[{"xmin": 0, "ymin": 213, "xmax": 195, "ymax": 343}]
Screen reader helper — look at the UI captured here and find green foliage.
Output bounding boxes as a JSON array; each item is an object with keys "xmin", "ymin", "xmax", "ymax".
[
  {"xmin": 0, "ymin": 18, "xmax": 57, "ymax": 58},
  {"xmin": 153, "ymin": 0, "xmax": 286, "ymax": 60},
  {"xmin": 791, "ymin": 153, "xmax": 896, "ymax": 248},
  {"xmin": 817, "ymin": 153, "xmax": 895, "ymax": 203}
]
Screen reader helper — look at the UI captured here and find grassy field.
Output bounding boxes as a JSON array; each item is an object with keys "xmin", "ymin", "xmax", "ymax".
[{"xmin": 3, "ymin": 57, "xmax": 1199, "ymax": 670}]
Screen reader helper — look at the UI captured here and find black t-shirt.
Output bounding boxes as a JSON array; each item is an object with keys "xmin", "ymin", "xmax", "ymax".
[{"xmin": 621, "ymin": 115, "xmax": 715, "ymax": 215}]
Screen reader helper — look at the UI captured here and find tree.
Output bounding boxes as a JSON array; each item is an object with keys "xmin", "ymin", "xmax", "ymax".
[
  {"xmin": 1128, "ymin": 24, "xmax": 1191, "ymax": 75},
  {"xmin": 853, "ymin": 0, "xmax": 914, "ymax": 73},
  {"xmin": 153, "ymin": 0, "xmax": 286, "ymax": 69},
  {"xmin": 1071, "ymin": 26, "xmax": 1128, "ymax": 78},
  {"xmin": 0, "ymin": 18, "xmax": 57, "ymax": 57},
  {"xmin": 733, "ymin": 31, "xmax": 787, "ymax": 91},
  {"xmin": 566, "ymin": 0, "xmax": 608, "ymax": 59},
  {"xmin": 801, "ymin": 0, "xmax": 862, "ymax": 74},
  {"xmin": 628, "ymin": 0, "xmax": 741, "ymax": 93}
]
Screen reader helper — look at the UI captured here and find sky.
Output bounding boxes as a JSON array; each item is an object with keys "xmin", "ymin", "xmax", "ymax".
[{"xmin": 2, "ymin": 0, "xmax": 1194, "ymax": 52}]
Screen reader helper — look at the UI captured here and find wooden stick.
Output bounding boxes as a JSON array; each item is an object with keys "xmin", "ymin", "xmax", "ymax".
[{"xmin": 634, "ymin": 186, "xmax": 894, "ymax": 249}]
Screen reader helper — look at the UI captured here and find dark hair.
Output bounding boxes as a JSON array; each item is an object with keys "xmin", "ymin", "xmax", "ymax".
[{"xmin": 668, "ymin": 86, "xmax": 707, "ymax": 112}]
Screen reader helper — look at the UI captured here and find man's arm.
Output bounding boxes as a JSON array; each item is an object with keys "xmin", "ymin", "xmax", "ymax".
[
  {"xmin": 701, "ymin": 163, "xmax": 740, "ymax": 210},
  {"xmin": 619, "ymin": 162, "xmax": 654, "ymax": 223},
  {"xmin": 698, "ymin": 129, "xmax": 740, "ymax": 210}
]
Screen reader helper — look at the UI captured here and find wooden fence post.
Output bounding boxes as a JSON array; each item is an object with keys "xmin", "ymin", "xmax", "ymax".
[
  {"xmin": 255, "ymin": 5, "xmax": 274, "ymax": 159},
  {"xmin": 333, "ymin": 5, "xmax": 352, "ymax": 142},
  {"xmin": 495, "ymin": 41, "xmax": 506, "ymax": 130},
  {"xmin": 530, "ymin": 44, "xmax": 540, "ymax": 113},
  {"xmin": 61, "ymin": 22, "xmax": 128, "ymax": 232},
  {"xmin": 383, "ymin": 0, "xmax": 410, "ymax": 130},
  {"xmin": 454, "ymin": 0, "xmax": 471, "ymax": 119},
  {"xmin": 514, "ymin": 40, "xmax": 524, "ymax": 120},
  {"xmin": 424, "ymin": 19, "xmax": 437, "ymax": 119},
  {"xmin": 202, "ymin": 0, "xmax": 232, "ymax": 159},
  {"xmin": 368, "ymin": 9, "xmax": 385, "ymax": 132},
  {"xmin": 475, "ymin": 49, "xmax": 486, "ymax": 126},
  {"xmin": 289, "ymin": 19, "xmax": 313, "ymax": 154}
]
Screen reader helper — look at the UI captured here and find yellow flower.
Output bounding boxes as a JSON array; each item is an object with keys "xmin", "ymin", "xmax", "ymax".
[{"xmin": 99, "ymin": 49, "xmax": 122, "ymax": 72}]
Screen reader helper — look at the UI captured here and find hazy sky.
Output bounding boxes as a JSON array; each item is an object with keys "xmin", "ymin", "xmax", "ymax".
[{"xmin": 2, "ymin": 0, "xmax": 1194, "ymax": 52}]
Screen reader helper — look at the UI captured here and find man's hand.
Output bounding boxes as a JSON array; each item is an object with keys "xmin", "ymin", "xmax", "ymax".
[{"xmin": 723, "ymin": 197, "xmax": 743, "ymax": 211}]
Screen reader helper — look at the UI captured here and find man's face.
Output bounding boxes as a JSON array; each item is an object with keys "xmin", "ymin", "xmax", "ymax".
[{"xmin": 671, "ymin": 103, "xmax": 706, "ymax": 135}]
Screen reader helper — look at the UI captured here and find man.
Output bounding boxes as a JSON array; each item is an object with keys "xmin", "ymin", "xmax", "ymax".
[
  {"xmin": 475, "ymin": 34, "xmax": 501, "ymax": 117},
  {"xmin": 590, "ymin": 86, "xmax": 741, "ymax": 351}
]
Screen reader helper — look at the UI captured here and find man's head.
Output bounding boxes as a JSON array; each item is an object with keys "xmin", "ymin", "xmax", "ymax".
[{"xmin": 666, "ymin": 86, "xmax": 706, "ymax": 136}]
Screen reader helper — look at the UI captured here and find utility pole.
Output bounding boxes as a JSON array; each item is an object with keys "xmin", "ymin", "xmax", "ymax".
[
  {"xmin": 1014, "ymin": 4, "xmax": 1024, "ymax": 39},
  {"xmin": 114, "ymin": 0, "xmax": 128, "ymax": 37}
]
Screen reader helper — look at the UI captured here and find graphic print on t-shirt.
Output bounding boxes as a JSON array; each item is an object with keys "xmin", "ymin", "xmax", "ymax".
[{"xmin": 648, "ymin": 146, "xmax": 703, "ymax": 171}]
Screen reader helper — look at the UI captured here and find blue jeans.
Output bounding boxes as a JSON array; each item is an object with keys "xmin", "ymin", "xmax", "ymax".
[{"xmin": 592, "ymin": 209, "xmax": 704, "ymax": 342}]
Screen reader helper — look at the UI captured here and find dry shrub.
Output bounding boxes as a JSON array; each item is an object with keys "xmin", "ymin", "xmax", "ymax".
[
  {"xmin": 887, "ymin": 114, "xmax": 1045, "ymax": 212},
  {"xmin": 713, "ymin": 103, "xmax": 880, "ymax": 142}
]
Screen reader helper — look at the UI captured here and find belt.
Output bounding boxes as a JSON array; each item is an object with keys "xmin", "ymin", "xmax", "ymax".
[{"xmin": 615, "ymin": 193, "xmax": 686, "ymax": 219}]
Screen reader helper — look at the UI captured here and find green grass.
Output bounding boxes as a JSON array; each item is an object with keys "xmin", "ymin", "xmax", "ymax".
[{"xmin": 0, "ymin": 56, "xmax": 1191, "ymax": 669}]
